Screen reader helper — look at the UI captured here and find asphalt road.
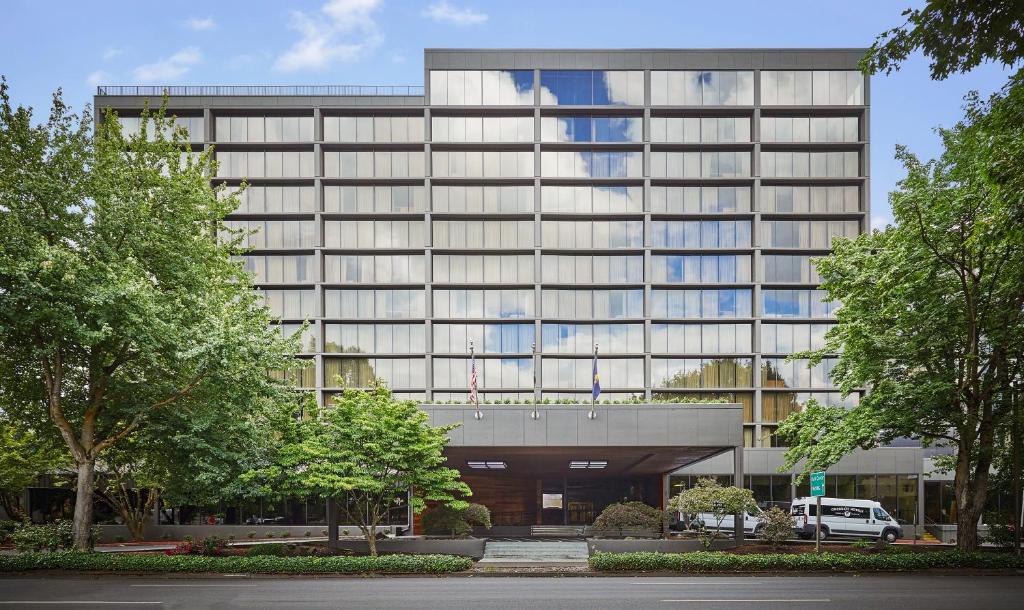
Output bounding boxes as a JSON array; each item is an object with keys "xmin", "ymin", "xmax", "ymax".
[{"xmin": 1, "ymin": 574, "xmax": 1023, "ymax": 609}]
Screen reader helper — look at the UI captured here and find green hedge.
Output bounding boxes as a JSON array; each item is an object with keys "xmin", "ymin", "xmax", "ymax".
[
  {"xmin": 0, "ymin": 552, "xmax": 472, "ymax": 574},
  {"xmin": 589, "ymin": 550, "xmax": 1024, "ymax": 573}
]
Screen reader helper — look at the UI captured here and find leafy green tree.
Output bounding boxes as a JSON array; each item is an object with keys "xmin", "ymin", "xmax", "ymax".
[
  {"xmin": 243, "ymin": 383, "xmax": 471, "ymax": 556},
  {"xmin": 757, "ymin": 506, "xmax": 793, "ymax": 550},
  {"xmin": 668, "ymin": 478, "xmax": 756, "ymax": 550},
  {"xmin": 777, "ymin": 85, "xmax": 1024, "ymax": 551},
  {"xmin": 0, "ymin": 416, "xmax": 66, "ymax": 521},
  {"xmin": 863, "ymin": 0, "xmax": 1024, "ymax": 79},
  {"xmin": 0, "ymin": 80, "xmax": 299, "ymax": 548}
]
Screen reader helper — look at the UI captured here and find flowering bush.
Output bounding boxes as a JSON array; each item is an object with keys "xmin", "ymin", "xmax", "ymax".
[{"xmin": 165, "ymin": 535, "xmax": 228, "ymax": 556}]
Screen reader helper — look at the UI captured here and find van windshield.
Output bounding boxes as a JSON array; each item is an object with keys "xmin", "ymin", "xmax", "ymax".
[{"xmin": 873, "ymin": 507, "xmax": 891, "ymax": 521}]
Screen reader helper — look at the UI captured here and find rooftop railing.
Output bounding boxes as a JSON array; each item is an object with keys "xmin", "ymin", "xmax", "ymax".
[{"xmin": 96, "ymin": 85, "xmax": 425, "ymax": 97}]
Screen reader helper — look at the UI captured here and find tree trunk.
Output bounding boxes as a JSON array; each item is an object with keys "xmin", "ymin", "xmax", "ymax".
[
  {"xmin": 0, "ymin": 491, "xmax": 27, "ymax": 522},
  {"xmin": 72, "ymin": 460, "xmax": 96, "ymax": 550},
  {"xmin": 125, "ymin": 508, "xmax": 147, "ymax": 541},
  {"xmin": 364, "ymin": 526, "xmax": 377, "ymax": 557},
  {"xmin": 953, "ymin": 445, "xmax": 987, "ymax": 552}
]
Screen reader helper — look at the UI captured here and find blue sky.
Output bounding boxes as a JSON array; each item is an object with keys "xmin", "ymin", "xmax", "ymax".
[{"xmin": 1, "ymin": 0, "xmax": 1015, "ymax": 227}]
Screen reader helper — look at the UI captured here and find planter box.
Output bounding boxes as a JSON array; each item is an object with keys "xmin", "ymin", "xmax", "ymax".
[{"xmin": 587, "ymin": 528, "xmax": 662, "ymax": 539}]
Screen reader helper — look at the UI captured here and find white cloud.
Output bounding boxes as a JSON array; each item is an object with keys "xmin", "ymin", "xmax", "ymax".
[
  {"xmin": 274, "ymin": 0, "xmax": 383, "ymax": 72},
  {"xmin": 871, "ymin": 214, "xmax": 893, "ymax": 231},
  {"xmin": 184, "ymin": 17, "xmax": 216, "ymax": 31},
  {"xmin": 132, "ymin": 47, "xmax": 202, "ymax": 82},
  {"xmin": 87, "ymin": 70, "xmax": 111, "ymax": 87},
  {"xmin": 102, "ymin": 47, "xmax": 124, "ymax": 60},
  {"xmin": 422, "ymin": 1, "xmax": 488, "ymax": 25}
]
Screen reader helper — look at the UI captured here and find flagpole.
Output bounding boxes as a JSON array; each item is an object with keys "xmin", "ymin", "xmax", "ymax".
[
  {"xmin": 589, "ymin": 343, "xmax": 599, "ymax": 420},
  {"xmin": 470, "ymin": 340, "xmax": 482, "ymax": 420},
  {"xmin": 530, "ymin": 341, "xmax": 539, "ymax": 420}
]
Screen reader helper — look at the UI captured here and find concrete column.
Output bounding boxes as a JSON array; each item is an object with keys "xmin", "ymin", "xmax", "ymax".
[{"xmin": 734, "ymin": 446, "xmax": 745, "ymax": 544}]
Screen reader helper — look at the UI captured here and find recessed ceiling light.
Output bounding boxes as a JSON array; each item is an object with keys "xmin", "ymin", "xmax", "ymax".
[
  {"xmin": 467, "ymin": 461, "xmax": 507, "ymax": 470},
  {"xmin": 569, "ymin": 460, "xmax": 607, "ymax": 469}
]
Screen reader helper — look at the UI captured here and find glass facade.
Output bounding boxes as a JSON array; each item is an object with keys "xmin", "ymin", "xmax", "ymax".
[{"xmin": 131, "ymin": 51, "xmax": 868, "ymax": 450}]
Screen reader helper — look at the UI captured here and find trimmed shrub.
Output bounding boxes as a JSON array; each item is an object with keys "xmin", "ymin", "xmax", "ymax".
[
  {"xmin": 589, "ymin": 550, "xmax": 1024, "ymax": 572},
  {"xmin": 245, "ymin": 544, "xmax": 287, "ymax": 557},
  {"xmin": 592, "ymin": 502, "xmax": 667, "ymax": 532},
  {"xmin": 421, "ymin": 503, "xmax": 492, "ymax": 538},
  {"xmin": 247, "ymin": 531, "xmax": 257, "ymax": 539},
  {"xmin": 757, "ymin": 507, "xmax": 793, "ymax": 549},
  {"xmin": 10, "ymin": 520, "xmax": 97, "ymax": 552},
  {"xmin": 0, "ymin": 552, "xmax": 474, "ymax": 574},
  {"xmin": 166, "ymin": 535, "xmax": 228, "ymax": 557}
]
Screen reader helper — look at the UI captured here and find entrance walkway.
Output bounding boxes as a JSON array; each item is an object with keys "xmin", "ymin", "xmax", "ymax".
[{"xmin": 478, "ymin": 539, "xmax": 589, "ymax": 566}]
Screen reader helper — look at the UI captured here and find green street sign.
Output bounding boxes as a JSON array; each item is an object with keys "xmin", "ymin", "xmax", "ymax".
[{"xmin": 810, "ymin": 471, "xmax": 826, "ymax": 497}]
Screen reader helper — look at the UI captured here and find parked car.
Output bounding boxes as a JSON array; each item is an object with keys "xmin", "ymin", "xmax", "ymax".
[
  {"xmin": 688, "ymin": 508, "xmax": 766, "ymax": 536},
  {"xmin": 790, "ymin": 497, "xmax": 903, "ymax": 542}
]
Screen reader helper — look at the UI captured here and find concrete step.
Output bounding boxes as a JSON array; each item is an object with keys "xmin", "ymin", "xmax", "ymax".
[{"xmin": 481, "ymin": 540, "xmax": 589, "ymax": 562}]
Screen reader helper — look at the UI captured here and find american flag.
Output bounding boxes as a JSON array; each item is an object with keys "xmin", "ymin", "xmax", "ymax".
[{"xmin": 468, "ymin": 351, "xmax": 478, "ymax": 404}]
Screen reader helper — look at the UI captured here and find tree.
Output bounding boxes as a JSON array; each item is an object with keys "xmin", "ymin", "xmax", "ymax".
[
  {"xmin": 757, "ymin": 506, "xmax": 793, "ymax": 550},
  {"xmin": 777, "ymin": 85, "xmax": 1024, "ymax": 551},
  {"xmin": 421, "ymin": 503, "xmax": 491, "ymax": 538},
  {"xmin": 592, "ymin": 501, "xmax": 668, "ymax": 532},
  {"xmin": 0, "ymin": 416, "xmax": 66, "ymax": 521},
  {"xmin": 668, "ymin": 478, "xmax": 757, "ymax": 550},
  {"xmin": 243, "ymin": 383, "xmax": 471, "ymax": 556},
  {"xmin": 0, "ymin": 81, "xmax": 299, "ymax": 548},
  {"xmin": 863, "ymin": 0, "xmax": 1024, "ymax": 80}
]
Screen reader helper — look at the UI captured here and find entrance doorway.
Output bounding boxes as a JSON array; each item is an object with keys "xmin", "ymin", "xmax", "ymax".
[{"xmin": 539, "ymin": 477, "xmax": 659, "ymax": 526}]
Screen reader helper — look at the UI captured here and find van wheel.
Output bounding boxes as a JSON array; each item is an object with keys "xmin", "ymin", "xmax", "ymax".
[
  {"xmin": 816, "ymin": 527, "xmax": 829, "ymax": 542},
  {"xmin": 881, "ymin": 529, "xmax": 898, "ymax": 543}
]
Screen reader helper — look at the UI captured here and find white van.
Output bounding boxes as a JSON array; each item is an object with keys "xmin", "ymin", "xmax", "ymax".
[
  {"xmin": 790, "ymin": 497, "xmax": 903, "ymax": 543},
  {"xmin": 690, "ymin": 508, "xmax": 765, "ymax": 536}
]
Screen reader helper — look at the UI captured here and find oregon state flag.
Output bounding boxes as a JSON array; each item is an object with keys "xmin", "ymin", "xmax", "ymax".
[{"xmin": 591, "ymin": 352, "xmax": 601, "ymax": 400}]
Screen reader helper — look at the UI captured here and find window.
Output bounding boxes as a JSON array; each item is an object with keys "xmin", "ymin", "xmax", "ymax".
[
  {"xmin": 650, "ymin": 289, "xmax": 752, "ymax": 318},
  {"xmin": 433, "ymin": 323, "xmax": 534, "ymax": 353},
  {"xmin": 761, "ymin": 357, "xmax": 840, "ymax": 389},
  {"xmin": 118, "ymin": 115, "xmax": 204, "ymax": 141},
  {"xmin": 433, "ymin": 289, "xmax": 534, "ymax": 318},
  {"xmin": 433, "ymin": 254, "xmax": 534, "ymax": 284},
  {"xmin": 324, "ymin": 289, "xmax": 425, "ymax": 319},
  {"xmin": 323, "ymin": 255, "xmax": 425, "ymax": 283},
  {"xmin": 324, "ymin": 358, "xmax": 425, "ymax": 389},
  {"xmin": 762, "ymin": 392, "xmax": 858, "ymax": 422},
  {"xmin": 228, "ymin": 186, "xmax": 315, "ymax": 214},
  {"xmin": 215, "ymin": 115, "xmax": 313, "ymax": 142},
  {"xmin": 259, "ymin": 289, "xmax": 316, "ymax": 319},
  {"xmin": 432, "ymin": 220, "xmax": 534, "ymax": 249},
  {"xmin": 432, "ymin": 150, "xmax": 533, "ymax": 178},
  {"xmin": 240, "ymin": 255, "xmax": 313, "ymax": 283},
  {"xmin": 649, "ymin": 116, "xmax": 750, "ymax": 142},
  {"xmin": 650, "ymin": 151, "xmax": 752, "ymax": 178},
  {"xmin": 762, "ymin": 255, "xmax": 822, "ymax": 283},
  {"xmin": 650, "ymin": 220, "xmax": 752, "ymax": 248},
  {"xmin": 760, "ymin": 151, "xmax": 859, "ymax": 177},
  {"xmin": 323, "ymin": 323, "xmax": 425, "ymax": 354},
  {"xmin": 761, "ymin": 116, "xmax": 859, "ymax": 142},
  {"xmin": 760, "ymin": 323, "xmax": 836, "ymax": 353},
  {"xmin": 431, "ymin": 116, "xmax": 533, "ymax": 142},
  {"xmin": 762, "ymin": 289, "xmax": 839, "ymax": 318},
  {"xmin": 539, "ymin": 71, "xmax": 644, "ymax": 105},
  {"xmin": 541, "ymin": 358, "xmax": 644, "ymax": 388},
  {"xmin": 541, "ymin": 186, "xmax": 642, "ymax": 214},
  {"xmin": 761, "ymin": 220, "xmax": 860, "ymax": 248},
  {"xmin": 429, "ymin": 70, "xmax": 535, "ymax": 105},
  {"xmin": 540, "ymin": 115, "xmax": 643, "ymax": 142},
  {"xmin": 541, "ymin": 324, "xmax": 644, "ymax": 354},
  {"xmin": 323, "ymin": 115, "xmax": 424, "ymax": 142},
  {"xmin": 650, "ymin": 324, "xmax": 752, "ymax": 354},
  {"xmin": 540, "ymin": 221, "xmax": 643, "ymax": 248},
  {"xmin": 761, "ymin": 186, "xmax": 859, "ymax": 213},
  {"xmin": 760, "ymin": 71, "xmax": 864, "ymax": 105},
  {"xmin": 217, "ymin": 151, "xmax": 314, "ymax": 178},
  {"xmin": 541, "ymin": 255, "xmax": 643, "ymax": 284},
  {"xmin": 540, "ymin": 151, "xmax": 643, "ymax": 178},
  {"xmin": 269, "ymin": 362, "xmax": 316, "ymax": 388},
  {"xmin": 324, "ymin": 220, "xmax": 425, "ymax": 249},
  {"xmin": 433, "ymin": 186, "xmax": 533, "ymax": 214},
  {"xmin": 650, "ymin": 71, "xmax": 755, "ymax": 105},
  {"xmin": 323, "ymin": 186, "xmax": 426, "ymax": 213},
  {"xmin": 652, "ymin": 255, "xmax": 752, "ymax": 283},
  {"xmin": 541, "ymin": 289, "xmax": 643, "ymax": 319},
  {"xmin": 650, "ymin": 186, "xmax": 751, "ymax": 214},
  {"xmin": 222, "ymin": 220, "xmax": 316, "ymax": 250},
  {"xmin": 323, "ymin": 151, "xmax": 425, "ymax": 178},
  {"xmin": 433, "ymin": 358, "xmax": 533, "ymax": 389},
  {"xmin": 651, "ymin": 358, "xmax": 753, "ymax": 388}
]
